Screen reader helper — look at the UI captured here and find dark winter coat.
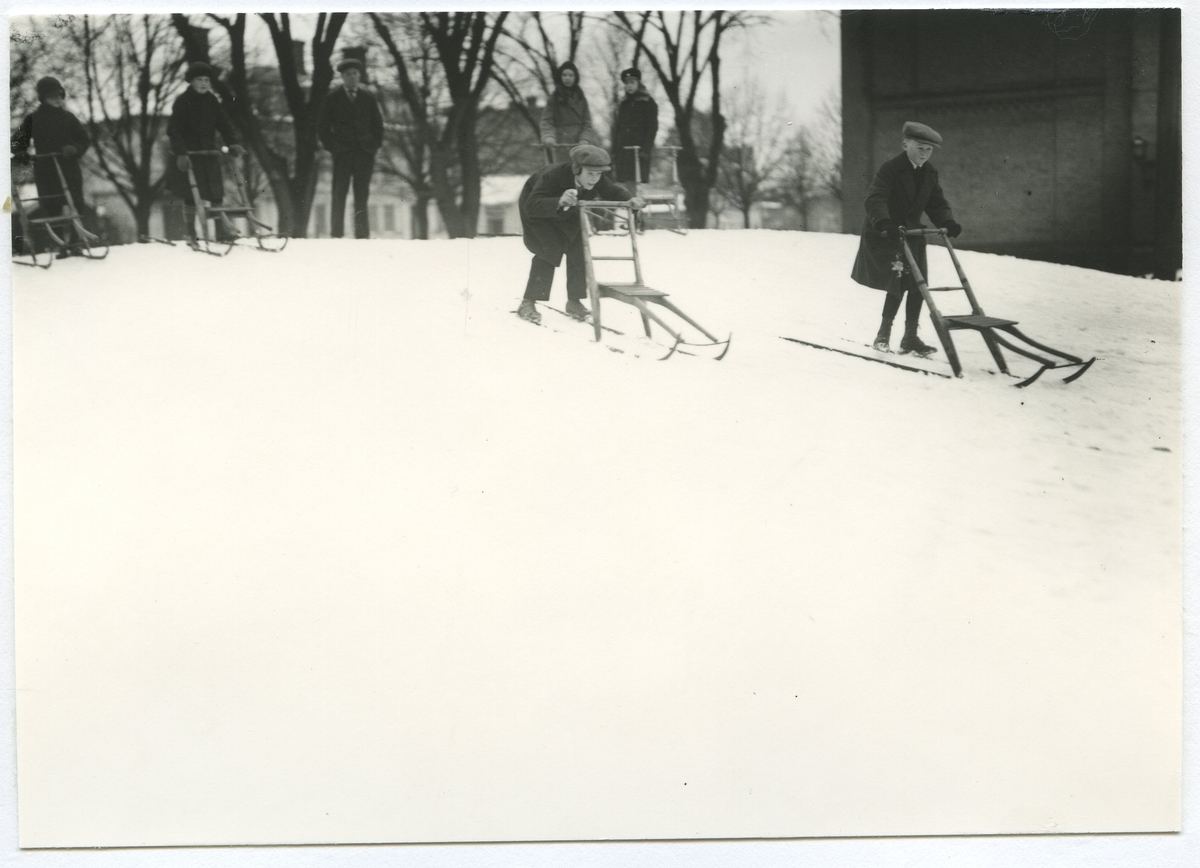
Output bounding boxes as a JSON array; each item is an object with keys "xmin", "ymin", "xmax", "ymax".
[
  {"xmin": 520, "ymin": 161, "xmax": 631, "ymax": 266},
  {"xmin": 167, "ymin": 88, "xmax": 240, "ymax": 202},
  {"xmin": 318, "ymin": 87, "xmax": 384, "ymax": 155},
  {"xmin": 11, "ymin": 103, "xmax": 91, "ymax": 201},
  {"xmin": 539, "ymin": 63, "xmax": 595, "ymax": 146},
  {"xmin": 612, "ymin": 85, "xmax": 658, "ymax": 182},
  {"xmin": 851, "ymin": 151, "xmax": 956, "ymax": 291}
]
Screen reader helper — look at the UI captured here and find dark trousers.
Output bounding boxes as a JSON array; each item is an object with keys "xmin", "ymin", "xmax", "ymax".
[
  {"xmin": 331, "ymin": 149, "xmax": 375, "ymax": 238},
  {"xmin": 879, "ymin": 275, "xmax": 926, "ymax": 334},
  {"xmin": 523, "ymin": 246, "xmax": 587, "ymax": 302},
  {"xmin": 614, "ymin": 148, "xmax": 652, "ymax": 184}
]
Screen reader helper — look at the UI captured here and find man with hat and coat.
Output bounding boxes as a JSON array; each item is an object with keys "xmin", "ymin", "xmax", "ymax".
[
  {"xmin": 318, "ymin": 58, "xmax": 384, "ymax": 239},
  {"xmin": 611, "ymin": 67, "xmax": 658, "ymax": 185},
  {"xmin": 851, "ymin": 121, "xmax": 962, "ymax": 356},
  {"xmin": 167, "ymin": 62, "xmax": 245, "ymax": 245},
  {"xmin": 516, "ymin": 144, "xmax": 644, "ymax": 325},
  {"xmin": 11, "ymin": 76, "xmax": 92, "ymax": 253}
]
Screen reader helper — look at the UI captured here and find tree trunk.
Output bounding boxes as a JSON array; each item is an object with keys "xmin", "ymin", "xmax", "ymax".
[
  {"xmin": 133, "ymin": 200, "xmax": 153, "ymax": 237},
  {"xmin": 455, "ymin": 100, "xmax": 482, "ymax": 239},
  {"xmin": 412, "ymin": 196, "xmax": 430, "ymax": 239}
]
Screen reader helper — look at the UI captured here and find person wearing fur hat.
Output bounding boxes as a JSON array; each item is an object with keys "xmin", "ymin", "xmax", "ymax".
[
  {"xmin": 11, "ymin": 76, "xmax": 92, "ymax": 252},
  {"xmin": 318, "ymin": 58, "xmax": 384, "ymax": 239},
  {"xmin": 167, "ymin": 62, "xmax": 245, "ymax": 245},
  {"xmin": 515, "ymin": 144, "xmax": 644, "ymax": 325},
  {"xmin": 850, "ymin": 121, "xmax": 963, "ymax": 357},
  {"xmin": 539, "ymin": 61, "xmax": 596, "ymax": 156},
  {"xmin": 611, "ymin": 68, "xmax": 658, "ymax": 184}
]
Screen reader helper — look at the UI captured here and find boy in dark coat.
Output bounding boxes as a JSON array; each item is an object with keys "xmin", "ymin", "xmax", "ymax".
[
  {"xmin": 851, "ymin": 121, "xmax": 962, "ymax": 356},
  {"xmin": 516, "ymin": 144, "xmax": 644, "ymax": 325},
  {"xmin": 540, "ymin": 61, "xmax": 596, "ymax": 154},
  {"xmin": 167, "ymin": 62, "xmax": 245, "ymax": 243},
  {"xmin": 11, "ymin": 76, "xmax": 91, "ymax": 251},
  {"xmin": 318, "ymin": 58, "xmax": 384, "ymax": 239},
  {"xmin": 611, "ymin": 68, "xmax": 658, "ymax": 184}
]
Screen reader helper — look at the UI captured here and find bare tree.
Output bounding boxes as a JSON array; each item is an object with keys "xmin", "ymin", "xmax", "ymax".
[
  {"xmin": 774, "ymin": 129, "xmax": 818, "ymax": 229},
  {"xmin": 370, "ymin": 12, "xmax": 508, "ymax": 238},
  {"xmin": 609, "ymin": 11, "xmax": 762, "ymax": 228},
  {"xmin": 366, "ymin": 13, "xmax": 440, "ymax": 239},
  {"xmin": 256, "ymin": 12, "xmax": 347, "ymax": 237},
  {"xmin": 715, "ymin": 77, "xmax": 789, "ymax": 228},
  {"xmin": 71, "ymin": 14, "xmax": 185, "ymax": 238}
]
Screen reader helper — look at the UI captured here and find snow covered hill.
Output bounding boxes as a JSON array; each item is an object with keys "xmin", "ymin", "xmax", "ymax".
[{"xmin": 12, "ymin": 231, "xmax": 1182, "ymax": 843}]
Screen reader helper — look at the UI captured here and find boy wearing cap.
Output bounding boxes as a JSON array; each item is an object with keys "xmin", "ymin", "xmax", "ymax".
[
  {"xmin": 516, "ymin": 144, "xmax": 644, "ymax": 324},
  {"xmin": 612, "ymin": 68, "xmax": 658, "ymax": 184},
  {"xmin": 851, "ymin": 121, "xmax": 963, "ymax": 356},
  {"xmin": 318, "ymin": 58, "xmax": 384, "ymax": 239},
  {"xmin": 11, "ymin": 76, "xmax": 91, "ymax": 252},
  {"xmin": 167, "ymin": 62, "xmax": 245, "ymax": 245}
]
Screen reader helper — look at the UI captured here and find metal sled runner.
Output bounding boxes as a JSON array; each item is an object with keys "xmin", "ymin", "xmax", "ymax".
[
  {"xmin": 578, "ymin": 200, "xmax": 729, "ymax": 360},
  {"xmin": 900, "ymin": 227, "xmax": 1095, "ymax": 387},
  {"xmin": 11, "ymin": 152, "xmax": 109, "ymax": 267},
  {"xmin": 185, "ymin": 148, "xmax": 287, "ymax": 255}
]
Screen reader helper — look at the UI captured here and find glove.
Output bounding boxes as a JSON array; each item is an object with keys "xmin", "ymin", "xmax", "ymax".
[
  {"xmin": 558, "ymin": 188, "xmax": 579, "ymax": 208},
  {"xmin": 542, "ymin": 135, "xmax": 557, "ymax": 146},
  {"xmin": 874, "ymin": 218, "xmax": 900, "ymax": 241},
  {"xmin": 61, "ymin": 145, "xmax": 77, "ymax": 157},
  {"xmin": 227, "ymin": 143, "xmax": 246, "ymax": 158},
  {"xmin": 176, "ymin": 154, "xmax": 191, "ymax": 172},
  {"xmin": 943, "ymin": 220, "xmax": 962, "ymax": 238},
  {"xmin": 629, "ymin": 197, "xmax": 646, "ymax": 211}
]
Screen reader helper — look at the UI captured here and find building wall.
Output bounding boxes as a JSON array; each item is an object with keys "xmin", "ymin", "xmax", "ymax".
[{"xmin": 841, "ymin": 9, "xmax": 1177, "ymax": 275}]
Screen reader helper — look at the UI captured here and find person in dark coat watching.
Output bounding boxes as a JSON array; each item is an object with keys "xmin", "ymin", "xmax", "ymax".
[
  {"xmin": 540, "ymin": 61, "xmax": 596, "ymax": 159},
  {"xmin": 167, "ymin": 62, "xmax": 245, "ymax": 245},
  {"xmin": 11, "ymin": 76, "xmax": 92, "ymax": 253},
  {"xmin": 611, "ymin": 68, "xmax": 658, "ymax": 184},
  {"xmin": 318, "ymin": 58, "xmax": 384, "ymax": 239},
  {"xmin": 851, "ymin": 121, "xmax": 962, "ymax": 357},
  {"xmin": 516, "ymin": 144, "xmax": 644, "ymax": 325}
]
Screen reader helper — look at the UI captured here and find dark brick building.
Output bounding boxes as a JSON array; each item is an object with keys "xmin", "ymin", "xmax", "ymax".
[{"xmin": 842, "ymin": 9, "xmax": 1181, "ymax": 277}]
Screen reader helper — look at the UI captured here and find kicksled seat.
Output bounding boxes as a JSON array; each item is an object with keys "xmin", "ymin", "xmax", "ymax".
[{"xmin": 900, "ymin": 227, "xmax": 1095, "ymax": 387}]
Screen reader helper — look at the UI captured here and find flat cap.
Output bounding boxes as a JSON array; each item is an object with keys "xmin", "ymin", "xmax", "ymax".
[
  {"xmin": 902, "ymin": 121, "xmax": 943, "ymax": 146},
  {"xmin": 570, "ymin": 144, "xmax": 611, "ymax": 171},
  {"xmin": 185, "ymin": 61, "xmax": 216, "ymax": 82},
  {"xmin": 337, "ymin": 58, "xmax": 364, "ymax": 73}
]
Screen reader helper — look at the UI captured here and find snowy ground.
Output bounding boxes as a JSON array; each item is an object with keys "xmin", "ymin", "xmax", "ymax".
[{"xmin": 12, "ymin": 231, "xmax": 1182, "ymax": 845}]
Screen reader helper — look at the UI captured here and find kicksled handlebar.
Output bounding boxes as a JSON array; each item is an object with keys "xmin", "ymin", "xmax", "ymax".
[{"xmin": 901, "ymin": 227, "xmax": 948, "ymax": 237}]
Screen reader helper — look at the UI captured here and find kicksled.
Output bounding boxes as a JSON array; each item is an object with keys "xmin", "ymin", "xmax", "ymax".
[
  {"xmin": 785, "ymin": 228, "xmax": 1095, "ymax": 388},
  {"xmin": 576, "ymin": 200, "xmax": 730, "ymax": 360}
]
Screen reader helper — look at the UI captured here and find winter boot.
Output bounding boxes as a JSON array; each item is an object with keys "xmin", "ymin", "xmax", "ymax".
[
  {"xmin": 872, "ymin": 324, "xmax": 892, "ymax": 352},
  {"xmin": 898, "ymin": 332, "xmax": 938, "ymax": 358},
  {"xmin": 565, "ymin": 299, "xmax": 590, "ymax": 321},
  {"xmin": 517, "ymin": 299, "xmax": 541, "ymax": 324}
]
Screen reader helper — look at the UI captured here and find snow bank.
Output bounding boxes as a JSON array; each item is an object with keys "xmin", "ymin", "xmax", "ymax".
[{"xmin": 12, "ymin": 231, "xmax": 1182, "ymax": 843}]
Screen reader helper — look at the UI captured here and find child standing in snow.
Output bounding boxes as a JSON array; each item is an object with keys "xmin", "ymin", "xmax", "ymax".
[
  {"xmin": 516, "ymin": 144, "xmax": 643, "ymax": 325},
  {"xmin": 11, "ymin": 76, "xmax": 92, "ymax": 254},
  {"xmin": 167, "ymin": 62, "xmax": 244, "ymax": 244},
  {"xmin": 850, "ymin": 121, "xmax": 962, "ymax": 357},
  {"xmin": 540, "ymin": 61, "xmax": 596, "ymax": 158}
]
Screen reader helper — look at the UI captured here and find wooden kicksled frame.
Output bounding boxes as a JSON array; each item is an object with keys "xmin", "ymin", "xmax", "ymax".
[
  {"xmin": 900, "ymin": 227, "xmax": 1095, "ymax": 387},
  {"xmin": 11, "ymin": 152, "xmax": 109, "ymax": 268},
  {"xmin": 185, "ymin": 148, "xmax": 287, "ymax": 256},
  {"xmin": 578, "ymin": 200, "xmax": 729, "ymax": 360}
]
